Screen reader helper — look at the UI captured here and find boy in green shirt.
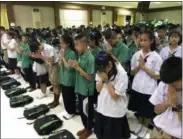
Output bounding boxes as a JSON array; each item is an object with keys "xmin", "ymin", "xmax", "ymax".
[
  {"xmin": 104, "ymin": 30, "xmax": 129, "ymax": 70},
  {"xmin": 68, "ymin": 34, "xmax": 95, "ymax": 139}
]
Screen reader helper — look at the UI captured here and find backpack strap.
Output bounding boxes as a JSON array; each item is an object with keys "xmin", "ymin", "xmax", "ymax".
[{"xmin": 27, "ymin": 121, "xmax": 34, "ymax": 125}]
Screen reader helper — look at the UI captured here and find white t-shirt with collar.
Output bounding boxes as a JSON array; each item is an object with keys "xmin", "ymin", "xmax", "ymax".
[
  {"xmin": 7, "ymin": 39, "xmax": 17, "ymax": 58},
  {"xmin": 160, "ymin": 45, "xmax": 182, "ymax": 61},
  {"xmin": 149, "ymin": 82, "xmax": 182, "ymax": 138},
  {"xmin": 131, "ymin": 50, "xmax": 163, "ymax": 95},
  {"xmin": 41, "ymin": 43, "xmax": 59, "ymax": 64},
  {"xmin": 96, "ymin": 63, "xmax": 128, "ymax": 118},
  {"xmin": 1, "ymin": 33, "xmax": 10, "ymax": 50}
]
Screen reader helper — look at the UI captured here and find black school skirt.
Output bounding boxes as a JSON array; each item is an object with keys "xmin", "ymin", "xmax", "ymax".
[
  {"xmin": 37, "ymin": 73, "xmax": 49, "ymax": 84},
  {"xmin": 128, "ymin": 89, "xmax": 155, "ymax": 118},
  {"xmin": 8, "ymin": 58, "xmax": 17, "ymax": 69},
  {"xmin": 94, "ymin": 111, "xmax": 130, "ymax": 139}
]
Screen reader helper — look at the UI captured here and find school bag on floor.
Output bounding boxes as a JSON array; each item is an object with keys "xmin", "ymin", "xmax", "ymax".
[
  {"xmin": 48, "ymin": 129, "xmax": 75, "ymax": 139},
  {"xmin": 0, "ymin": 76, "xmax": 11, "ymax": 83},
  {"xmin": 33, "ymin": 114, "xmax": 63, "ymax": 135},
  {"xmin": 1, "ymin": 79, "xmax": 21, "ymax": 90},
  {"xmin": 5, "ymin": 88, "xmax": 27, "ymax": 98},
  {"xmin": 23, "ymin": 104, "xmax": 50, "ymax": 120},
  {"xmin": 0, "ymin": 71, "xmax": 8, "ymax": 76},
  {"xmin": 10, "ymin": 95, "xmax": 33, "ymax": 108}
]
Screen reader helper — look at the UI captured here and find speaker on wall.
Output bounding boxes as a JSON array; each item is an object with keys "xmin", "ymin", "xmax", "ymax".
[
  {"xmin": 137, "ymin": 1, "xmax": 150, "ymax": 13},
  {"xmin": 126, "ymin": 16, "xmax": 131, "ymax": 21}
]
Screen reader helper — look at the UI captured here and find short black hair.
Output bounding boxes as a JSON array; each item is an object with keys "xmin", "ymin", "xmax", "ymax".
[
  {"xmin": 169, "ymin": 30, "xmax": 182, "ymax": 45},
  {"xmin": 74, "ymin": 33, "xmax": 88, "ymax": 45},
  {"xmin": 157, "ymin": 25, "xmax": 167, "ymax": 31},
  {"xmin": 29, "ymin": 40, "xmax": 40, "ymax": 53},
  {"xmin": 103, "ymin": 30, "xmax": 117, "ymax": 40},
  {"xmin": 160, "ymin": 57, "xmax": 182, "ymax": 84},
  {"xmin": 0, "ymin": 26, "xmax": 5, "ymax": 31}
]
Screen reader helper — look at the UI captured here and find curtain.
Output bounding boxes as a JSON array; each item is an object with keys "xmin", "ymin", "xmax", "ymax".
[{"xmin": 0, "ymin": 4, "xmax": 9, "ymax": 29}]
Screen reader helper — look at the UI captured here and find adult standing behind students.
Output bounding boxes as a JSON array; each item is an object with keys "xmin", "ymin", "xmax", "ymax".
[
  {"xmin": 149, "ymin": 57, "xmax": 182, "ymax": 139},
  {"xmin": 160, "ymin": 30, "xmax": 182, "ymax": 61},
  {"xmin": 0, "ymin": 26, "xmax": 10, "ymax": 69},
  {"xmin": 128, "ymin": 31, "xmax": 163, "ymax": 127}
]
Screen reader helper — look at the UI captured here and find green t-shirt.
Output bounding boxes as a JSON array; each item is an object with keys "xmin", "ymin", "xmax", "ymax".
[
  {"xmin": 91, "ymin": 46, "xmax": 102, "ymax": 59},
  {"xmin": 17, "ymin": 42, "xmax": 23, "ymax": 62},
  {"xmin": 127, "ymin": 42, "xmax": 139, "ymax": 61},
  {"xmin": 58, "ymin": 49, "xmax": 77, "ymax": 87},
  {"xmin": 112, "ymin": 40, "xmax": 129, "ymax": 64},
  {"xmin": 75, "ymin": 50, "xmax": 95, "ymax": 96},
  {"xmin": 20, "ymin": 43, "xmax": 32, "ymax": 68}
]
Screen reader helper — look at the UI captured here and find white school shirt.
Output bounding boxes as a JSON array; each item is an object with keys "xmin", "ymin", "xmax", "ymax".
[
  {"xmin": 96, "ymin": 63, "xmax": 128, "ymax": 118},
  {"xmin": 1, "ymin": 33, "xmax": 10, "ymax": 50},
  {"xmin": 7, "ymin": 39, "xmax": 17, "ymax": 58},
  {"xmin": 149, "ymin": 82, "xmax": 182, "ymax": 138},
  {"xmin": 32, "ymin": 62, "xmax": 47, "ymax": 76},
  {"xmin": 131, "ymin": 50, "xmax": 163, "ymax": 95},
  {"xmin": 42, "ymin": 43, "xmax": 58, "ymax": 64},
  {"xmin": 160, "ymin": 46, "xmax": 182, "ymax": 61}
]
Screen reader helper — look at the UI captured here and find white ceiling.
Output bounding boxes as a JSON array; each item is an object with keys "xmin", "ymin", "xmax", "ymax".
[{"xmin": 69, "ymin": 2, "xmax": 182, "ymax": 9}]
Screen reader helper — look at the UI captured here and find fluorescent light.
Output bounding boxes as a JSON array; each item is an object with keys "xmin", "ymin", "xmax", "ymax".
[{"xmin": 154, "ymin": 2, "xmax": 161, "ymax": 4}]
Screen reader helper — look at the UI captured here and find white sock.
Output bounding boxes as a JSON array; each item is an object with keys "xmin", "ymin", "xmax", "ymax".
[
  {"xmin": 36, "ymin": 93, "xmax": 47, "ymax": 99},
  {"xmin": 63, "ymin": 111, "xmax": 74, "ymax": 120}
]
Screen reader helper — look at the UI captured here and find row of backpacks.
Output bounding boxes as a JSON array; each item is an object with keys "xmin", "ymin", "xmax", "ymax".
[{"xmin": 0, "ymin": 70, "xmax": 76, "ymax": 139}]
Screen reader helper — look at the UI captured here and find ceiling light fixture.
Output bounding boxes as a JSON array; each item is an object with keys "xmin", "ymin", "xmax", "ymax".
[{"xmin": 154, "ymin": 2, "xmax": 161, "ymax": 4}]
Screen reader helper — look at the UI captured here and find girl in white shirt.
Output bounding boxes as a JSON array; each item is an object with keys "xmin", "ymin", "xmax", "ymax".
[
  {"xmin": 128, "ymin": 31, "xmax": 163, "ymax": 127},
  {"xmin": 94, "ymin": 51, "xmax": 130, "ymax": 139},
  {"xmin": 160, "ymin": 30, "xmax": 182, "ymax": 61}
]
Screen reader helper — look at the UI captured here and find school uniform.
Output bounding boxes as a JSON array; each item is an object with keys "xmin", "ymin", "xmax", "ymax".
[
  {"xmin": 149, "ymin": 82, "xmax": 182, "ymax": 139},
  {"xmin": 41, "ymin": 43, "xmax": 59, "ymax": 86},
  {"xmin": 94, "ymin": 63, "xmax": 130, "ymax": 139},
  {"xmin": 75, "ymin": 49, "xmax": 95, "ymax": 130},
  {"xmin": 21, "ymin": 43, "xmax": 36, "ymax": 89},
  {"xmin": 1, "ymin": 33, "xmax": 10, "ymax": 63},
  {"xmin": 90, "ymin": 46, "xmax": 102, "ymax": 104},
  {"xmin": 58, "ymin": 48, "xmax": 77, "ymax": 115},
  {"xmin": 156, "ymin": 36, "xmax": 169, "ymax": 53},
  {"xmin": 112, "ymin": 40, "xmax": 129, "ymax": 70},
  {"xmin": 160, "ymin": 45, "xmax": 182, "ymax": 61},
  {"xmin": 7, "ymin": 39, "xmax": 18, "ymax": 70},
  {"xmin": 128, "ymin": 50, "xmax": 163, "ymax": 118}
]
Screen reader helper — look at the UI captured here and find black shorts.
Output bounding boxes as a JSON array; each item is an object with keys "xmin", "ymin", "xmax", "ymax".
[
  {"xmin": 37, "ymin": 73, "xmax": 49, "ymax": 85},
  {"xmin": 8, "ymin": 58, "xmax": 17, "ymax": 69}
]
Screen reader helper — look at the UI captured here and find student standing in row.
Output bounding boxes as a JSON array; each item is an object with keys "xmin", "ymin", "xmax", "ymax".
[
  {"xmin": 94, "ymin": 51, "xmax": 130, "ymax": 139},
  {"xmin": 150, "ymin": 57, "xmax": 182, "ymax": 139},
  {"xmin": 3, "ymin": 31, "xmax": 20, "ymax": 78},
  {"xmin": 17, "ymin": 34, "xmax": 36, "ymax": 92},
  {"xmin": 58, "ymin": 33, "xmax": 77, "ymax": 120},
  {"xmin": 69, "ymin": 34, "xmax": 95, "ymax": 139},
  {"xmin": 104, "ymin": 30, "xmax": 129, "ymax": 70},
  {"xmin": 128, "ymin": 31, "xmax": 163, "ymax": 126},
  {"xmin": 160, "ymin": 30, "xmax": 182, "ymax": 61}
]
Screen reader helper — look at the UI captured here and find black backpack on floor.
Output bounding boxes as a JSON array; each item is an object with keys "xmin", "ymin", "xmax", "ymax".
[
  {"xmin": 0, "ymin": 71, "xmax": 8, "ymax": 76},
  {"xmin": 5, "ymin": 88, "xmax": 27, "ymax": 98},
  {"xmin": 10, "ymin": 95, "xmax": 34, "ymax": 108},
  {"xmin": 48, "ymin": 129, "xmax": 75, "ymax": 139},
  {"xmin": 23, "ymin": 104, "xmax": 50, "ymax": 120},
  {"xmin": 1, "ymin": 79, "xmax": 21, "ymax": 90},
  {"xmin": 0, "ymin": 76, "xmax": 11, "ymax": 83},
  {"xmin": 33, "ymin": 114, "xmax": 63, "ymax": 136}
]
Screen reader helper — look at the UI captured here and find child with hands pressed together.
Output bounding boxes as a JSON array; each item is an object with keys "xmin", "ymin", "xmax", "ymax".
[
  {"xmin": 150, "ymin": 57, "xmax": 182, "ymax": 139},
  {"xmin": 128, "ymin": 31, "xmax": 163, "ymax": 127},
  {"xmin": 68, "ymin": 34, "xmax": 95, "ymax": 139}
]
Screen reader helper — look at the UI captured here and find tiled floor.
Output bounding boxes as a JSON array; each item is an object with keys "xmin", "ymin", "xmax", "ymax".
[{"xmin": 1, "ymin": 68, "xmax": 151, "ymax": 139}]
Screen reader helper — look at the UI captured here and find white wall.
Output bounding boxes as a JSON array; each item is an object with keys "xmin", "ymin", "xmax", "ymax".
[
  {"xmin": 59, "ymin": 9, "xmax": 88, "ymax": 28},
  {"xmin": 92, "ymin": 10, "xmax": 113, "ymax": 27},
  {"xmin": 135, "ymin": 10, "xmax": 182, "ymax": 24},
  {"xmin": 145, "ymin": 10, "xmax": 182, "ymax": 24},
  {"xmin": 13, "ymin": 5, "xmax": 55, "ymax": 31}
]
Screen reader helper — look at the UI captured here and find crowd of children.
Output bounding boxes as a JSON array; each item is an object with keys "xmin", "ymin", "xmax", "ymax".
[{"xmin": 0, "ymin": 23, "xmax": 182, "ymax": 139}]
